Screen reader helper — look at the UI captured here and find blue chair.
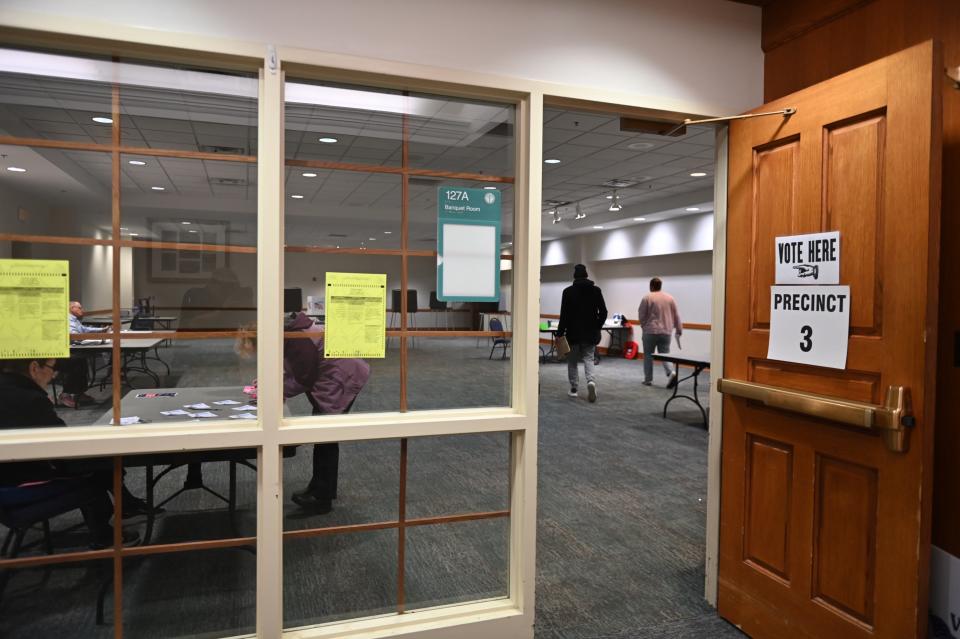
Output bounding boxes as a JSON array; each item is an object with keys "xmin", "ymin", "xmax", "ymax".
[
  {"xmin": 0, "ymin": 481, "xmax": 104, "ymax": 558},
  {"xmin": 488, "ymin": 317, "xmax": 510, "ymax": 360}
]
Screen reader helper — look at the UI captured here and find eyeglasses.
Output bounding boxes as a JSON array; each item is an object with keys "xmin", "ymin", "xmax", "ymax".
[{"xmin": 37, "ymin": 362, "xmax": 59, "ymax": 376}]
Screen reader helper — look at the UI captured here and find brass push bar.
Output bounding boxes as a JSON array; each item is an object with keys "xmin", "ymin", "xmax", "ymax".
[{"xmin": 717, "ymin": 379, "xmax": 914, "ymax": 453}]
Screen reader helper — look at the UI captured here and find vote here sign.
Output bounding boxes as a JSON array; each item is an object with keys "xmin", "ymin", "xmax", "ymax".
[
  {"xmin": 767, "ymin": 285, "xmax": 850, "ymax": 369},
  {"xmin": 775, "ymin": 231, "xmax": 840, "ymax": 284}
]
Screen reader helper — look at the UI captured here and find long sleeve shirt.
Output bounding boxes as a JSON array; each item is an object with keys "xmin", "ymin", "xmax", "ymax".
[
  {"xmin": 68, "ymin": 314, "xmax": 106, "ymax": 334},
  {"xmin": 637, "ymin": 291, "xmax": 682, "ymax": 336}
]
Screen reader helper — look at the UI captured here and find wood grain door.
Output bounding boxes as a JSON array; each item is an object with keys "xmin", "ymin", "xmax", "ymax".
[{"xmin": 719, "ymin": 41, "xmax": 942, "ymax": 639}]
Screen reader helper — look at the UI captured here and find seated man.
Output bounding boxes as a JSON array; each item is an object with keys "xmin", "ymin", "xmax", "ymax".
[
  {"xmin": 60, "ymin": 300, "xmax": 108, "ymax": 408},
  {"xmin": 0, "ymin": 358, "xmax": 138, "ymax": 548}
]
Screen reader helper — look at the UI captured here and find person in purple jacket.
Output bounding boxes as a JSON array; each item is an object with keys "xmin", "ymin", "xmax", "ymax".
[{"xmin": 283, "ymin": 311, "xmax": 370, "ymax": 513}]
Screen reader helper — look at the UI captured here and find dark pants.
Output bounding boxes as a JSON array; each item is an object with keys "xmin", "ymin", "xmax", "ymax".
[
  {"xmin": 303, "ymin": 399, "xmax": 354, "ymax": 499},
  {"xmin": 58, "ymin": 356, "xmax": 89, "ymax": 395},
  {"xmin": 0, "ymin": 479, "xmax": 113, "ymax": 539}
]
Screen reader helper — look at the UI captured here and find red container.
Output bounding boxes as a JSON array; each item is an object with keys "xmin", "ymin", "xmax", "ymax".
[{"xmin": 624, "ymin": 341, "xmax": 639, "ymax": 359}]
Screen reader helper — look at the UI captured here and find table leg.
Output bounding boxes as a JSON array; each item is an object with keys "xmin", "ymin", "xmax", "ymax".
[{"xmin": 662, "ymin": 363, "xmax": 708, "ymax": 430}]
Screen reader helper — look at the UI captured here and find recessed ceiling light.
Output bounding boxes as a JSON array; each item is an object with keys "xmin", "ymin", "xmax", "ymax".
[
  {"xmin": 368, "ymin": 237, "xmax": 376, "ymax": 241},
  {"xmin": 633, "ymin": 217, "xmax": 646, "ymax": 221},
  {"xmin": 690, "ymin": 172, "xmax": 708, "ymax": 177},
  {"xmin": 151, "ymin": 186, "xmax": 165, "ymax": 191},
  {"xmin": 605, "ymin": 194, "xmax": 613, "ymax": 199},
  {"xmin": 318, "ymin": 137, "xmax": 338, "ymax": 144},
  {"xmin": 6, "ymin": 166, "xmax": 26, "ymax": 172},
  {"xmin": 128, "ymin": 160, "xmax": 146, "ymax": 166},
  {"xmin": 119, "ymin": 227, "xmax": 128, "ymax": 231},
  {"xmin": 91, "ymin": 116, "xmax": 113, "ymax": 124},
  {"xmin": 593, "ymin": 225, "xmax": 604, "ymax": 229},
  {"xmin": 685, "ymin": 207, "xmax": 700, "ymax": 211},
  {"xmin": 188, "ymin": 229, "xmax": 198, "ymax": 233},
  {"xmin": 384, "ymin": 231, "xmax": 392, "ymax": 234},
  {"xmin": 128, "ymin": 232, "xmax": 139, "ymax": 237},
  {"xmin": 483, "ymin": 186, "xmax": 497, "ymax": 190},
  {"xmin": 627, "ymin": 141, "xmax": 656, "ymax": 151},
  {"xmin": 302, "ymin": 172, "xmax": 317, "ymax": 177},
  {"xmin": 291, "ymin": 194, "xmax": 304, "ymax": 199},
  {"xmin": 181, "ymin": 221, "xmax": 191, "ymax": 225},
  {"xmin": 544, "ymin": 158, "xmax": 561, "ymax": 164}
]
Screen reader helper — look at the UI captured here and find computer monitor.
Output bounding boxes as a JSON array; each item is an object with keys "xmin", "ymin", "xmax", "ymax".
[{"xmin": 284, "ymin": 288, "xmax": 303, "ymax": 314}]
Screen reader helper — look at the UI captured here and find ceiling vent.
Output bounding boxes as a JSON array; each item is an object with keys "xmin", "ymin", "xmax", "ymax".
[
  {"xmin": 602, "ymin": 179, "xmax": 637, "ymax": 189},
  {"xmin": 199, "ymin": 144, "xmax": 248, "ymax": 155},
  {"xmin": 328, "ymin": 233, "xmax": 348, "ymax": 238},
  {"xmin": 210, "ymin": 177, "xmax": 247, "ymax": 186}
]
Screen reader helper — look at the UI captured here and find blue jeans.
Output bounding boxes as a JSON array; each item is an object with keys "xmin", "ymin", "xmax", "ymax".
[{"xmin": 642, "ymin": 333, "xmax": 674, "ymax": 383}]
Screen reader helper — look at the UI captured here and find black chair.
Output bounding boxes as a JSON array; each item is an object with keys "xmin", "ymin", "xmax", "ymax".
[
  {"xmin": 489, "ymin": 317, "xmax": 510, "ymax": 360},
  {"xmin": 0, "ymin": 482, "xmax": 103, "ymax": 559}
]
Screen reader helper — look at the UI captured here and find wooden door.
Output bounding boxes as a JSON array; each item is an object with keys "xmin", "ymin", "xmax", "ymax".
[{"xmin": 719, "ymin": 41, "xmax": 942, "ymax": 639}]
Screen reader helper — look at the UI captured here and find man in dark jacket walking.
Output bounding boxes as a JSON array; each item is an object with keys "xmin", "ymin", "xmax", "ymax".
[{"xmin": 556, "ymin": 264, "xmax": 607, "ymax": 402}]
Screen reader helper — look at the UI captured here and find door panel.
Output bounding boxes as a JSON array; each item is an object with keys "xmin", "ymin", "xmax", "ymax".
[{"xmin": 719, "ymin": 41, "xmax": 941, "ymax": 639}]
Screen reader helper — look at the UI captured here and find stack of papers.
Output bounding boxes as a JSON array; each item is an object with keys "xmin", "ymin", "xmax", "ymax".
[{"xmin": 229, "ymin": 413, "xmax": 257, "ymax": 420}]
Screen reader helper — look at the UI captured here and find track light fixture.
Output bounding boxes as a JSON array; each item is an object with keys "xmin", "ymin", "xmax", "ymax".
[
  {"xmin": 575, "ymin": 202, "xmax": 586, "ymax": 220},
  {"xmin": 608, "ymin": 191, "xmax": 622, "ymax": 212},
  {"xmin": 551, "ymin": 209, "xmax": 561, "ymax": 225}
]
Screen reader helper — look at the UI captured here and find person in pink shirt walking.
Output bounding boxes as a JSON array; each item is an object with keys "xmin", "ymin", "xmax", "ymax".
[{"xmin": 637, "ymin": 277, "xmax": 682, "ymax": 388}]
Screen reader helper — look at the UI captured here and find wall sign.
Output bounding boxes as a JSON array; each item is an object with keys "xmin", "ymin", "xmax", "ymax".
[
  {"xmin": 767, "ymin": 285, "xmax": 850, "ymax": 369},
  {"xmin": 775, "ymin": 231, "xmax": 840, "ymax": 284},
  {"xmin": 437, "ymin": 186, "xmax": 501, "ymax": 302}
]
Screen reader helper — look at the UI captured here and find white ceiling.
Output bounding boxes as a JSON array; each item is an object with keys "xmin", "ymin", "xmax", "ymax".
[{"xmin": 0, "ymin": 68, "xmax": 715, "ymax": 252}]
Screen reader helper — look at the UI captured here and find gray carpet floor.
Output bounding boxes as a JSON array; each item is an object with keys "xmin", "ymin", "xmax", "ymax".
[{"xmin": 1, "ymin": 339, "xmax": 739, "ymax": 637}]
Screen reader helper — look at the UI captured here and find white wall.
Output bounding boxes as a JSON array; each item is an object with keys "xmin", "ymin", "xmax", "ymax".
[
  {"xmin": 1, "ymin": 0, "xmax": 763, "ymax": 116},
  {"xmin": 541, "ymin": 213, "xmax": 714, "ymax": 355}
]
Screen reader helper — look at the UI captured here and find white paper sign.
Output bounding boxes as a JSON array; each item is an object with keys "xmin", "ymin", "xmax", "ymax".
[
  {"xmin": 767, "ymin": 285, "xmax": 850, "ymax": 369},
  {"xmin": 775, "ymin": 231, "xmax": 840, "ymax": 284}
]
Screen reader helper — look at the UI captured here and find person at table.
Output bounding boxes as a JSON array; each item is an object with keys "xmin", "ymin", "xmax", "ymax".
[
  {"xmin": 235, "ymin": 312, "xmax": 370, "ymax": 514},
  {"xmin": 59, "ymin": 300, "xmax": 109, "ymax": 408},
  {"xmin": 557, "ymin": 263, "xmax": 607, "ymax": 403},
  {"xmin": 0, "ymin": 358, "xmax": 139, "ymax": 547},
  {"xmin": 637, "ymin": 277, "xmax": 683, "ymax": 388}
]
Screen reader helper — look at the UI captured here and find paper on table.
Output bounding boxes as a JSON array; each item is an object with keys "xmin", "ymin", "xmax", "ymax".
[
  {"xmin": 0, "ymin": 259, "xmax": 70, "ymax": 359},
  {"xmin": 229, "ymin": 413, "xmax": 257, "ymax": 420},
  {"xmin": 111, "ymin": 416, "xmax": 142, "ymax": 425},
  {"xmin": 231, "ymin": 405, "xmax": 257, "ymax": 411},
  {"xmin": 161, "ymin": 409, "xmax": 192, "ymax": 416},
  {"xmin": 213, "ymin": 399, "xmax": 242, "ymax": 405},
  {"xmin": 193, "ymin": 411, "xmax": 218, "ymax": 418},
  {"xmin": 184, "ymin": 403, "xmax": 212, "ymax": 409},
  {"xmin": 324, "ymin": 272, "xmax": 386, "ymax": 359}
]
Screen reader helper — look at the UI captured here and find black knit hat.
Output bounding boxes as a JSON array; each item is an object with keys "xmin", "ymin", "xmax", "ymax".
[{"xmin": 573, "ymin": 264, "xmax": 588, "ymax": 279}]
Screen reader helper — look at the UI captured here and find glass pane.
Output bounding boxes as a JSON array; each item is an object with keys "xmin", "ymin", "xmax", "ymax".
[
  {"xmin": 0, "ymin": 48, "xmax": 114, "ymax": 144},
  {"xmin": 121, "ymin": 156, "xmax": 257, "ymax": 248},
  {"xmin": 122, "ymin": 549, "xmax": 255, "ymax": 638},
  {"xmin": 282, "ymin": 252, "xmax": 401, "ymax": 417},
  {"xmin": 0, "ymin": 560, "xmax": 113, "ymax": 638},
  {"xmin": 128, "ymin": 247, "xmax": 256, "ymax": 332},
  {"xmin": 406, "ymin": 433, "xmax": 510, "ymax": 519},
  {"xmin": 406, "ymin": 92, "xmax": 515, "ymax": 176},
  {"xmin": 405, "ymin": 518, "xmax": 509, "ymax": 611},
  {"xmin": 285, "ymin": 81, "xmax": 403, "ymax": 168},
  {"xmin": 285, "ymin": 169, "xmax": 401, "ymax": 250},
  {"xmin": 284, "ymin": 530, "xmax": 398, "ymax": 629},
  {"xmin": 282, "ymin": 439, "xmax": 399, "ymax": 529},
  {"xmin": 117, "ymin": 448, "xmax": 258, "ymax": 546},
  {"xmin": 0, "ymin": 147, "xmax": 113, "ymax": 240},
  {"xmin": 118, "ymin": 72, "xmax": 257, "ymax": 156},
  {"xmin": 408, "ymin": 179, "xmax": 514, "ymax": 253},
  {"xmin": 406, "ymin": 337, "xmax": 511, "ymax": 410}
]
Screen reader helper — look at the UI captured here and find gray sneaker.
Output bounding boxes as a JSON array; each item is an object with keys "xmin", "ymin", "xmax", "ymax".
[{"xmin": 587, "ymin": 381, "xmax": 597, "ymax": 403}]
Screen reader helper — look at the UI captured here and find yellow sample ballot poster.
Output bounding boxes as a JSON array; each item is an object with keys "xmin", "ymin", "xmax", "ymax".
[
  {"xmin": 0, "ymin": 259, "xmax": 70, "ymax": 359},
  {"xmin": 324, "ymin": 272, "xmax": 386, "ymax": 358}
]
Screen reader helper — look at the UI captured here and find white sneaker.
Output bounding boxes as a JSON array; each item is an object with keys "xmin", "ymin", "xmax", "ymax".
[
  {"xmin": 568, "ymin": 387, "xmax": 578, "ymax": 398},
  {"xmin": 587, "ymin": 381, "xmax": 597, "ymax": 403}
]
